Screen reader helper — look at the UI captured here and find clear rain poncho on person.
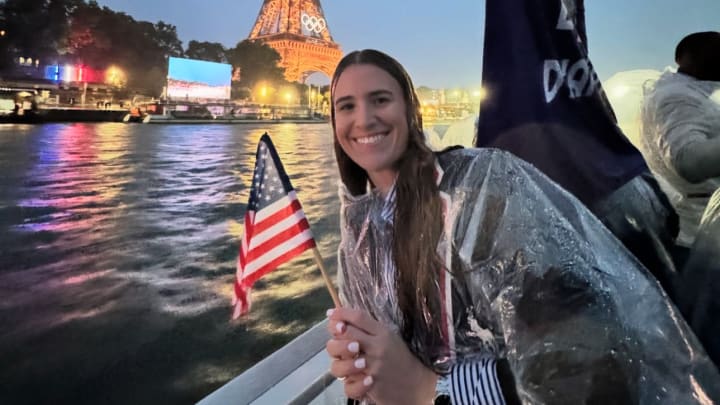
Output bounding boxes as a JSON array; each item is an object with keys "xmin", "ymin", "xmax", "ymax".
[
  {"xmin": 337, "ymin": 148, "xmax": 719, "ymax": 404},
  {"xmin": 639, "ymin": 70, "xmax": 720, "ymax": 246},
  {"xmin": 678, "ymin": 187, "xmax": 720, "ymax": 369}
]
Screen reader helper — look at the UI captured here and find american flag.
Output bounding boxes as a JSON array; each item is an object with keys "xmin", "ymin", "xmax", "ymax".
[{"xmin": 232, "ymin": 134, "xmax": 316, "ymax": 319}]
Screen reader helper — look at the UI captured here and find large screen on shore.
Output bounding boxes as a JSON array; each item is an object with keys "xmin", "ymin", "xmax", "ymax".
[{"xmin": 167, "ymin": 57, "xmax": 231, "ymax": 100}]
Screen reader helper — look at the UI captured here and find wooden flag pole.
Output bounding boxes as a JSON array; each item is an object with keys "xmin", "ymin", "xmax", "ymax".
[{"xmin": 311, "ymin": 247, "xmax": 341, "ymax": 308}]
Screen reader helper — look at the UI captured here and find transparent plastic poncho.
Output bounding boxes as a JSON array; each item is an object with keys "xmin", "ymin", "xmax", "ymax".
[
  {"xmin": 639, "ymin": 70, "xmax": 720, "ymax": 246},
  {"xmin": 679, "ymin": 187, "xmax": 720, "ymax": 368},
  {"xmin": 692, "ymin": 187, "xmax": 720, "ymax": 260},
  {"xmin": 337, "ymin": 148, "xmax": 719, "ymax": 404}
]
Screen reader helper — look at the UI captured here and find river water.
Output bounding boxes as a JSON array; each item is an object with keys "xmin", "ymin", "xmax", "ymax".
[{"xmin": 0, "ymin": 123, "xmax": 341, "ymax": 404}]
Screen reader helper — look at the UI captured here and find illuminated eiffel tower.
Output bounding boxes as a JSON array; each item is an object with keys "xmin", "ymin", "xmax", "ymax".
[{"xmin": 248, "ymin": 0, "xmax": 343, "ymax": 82}]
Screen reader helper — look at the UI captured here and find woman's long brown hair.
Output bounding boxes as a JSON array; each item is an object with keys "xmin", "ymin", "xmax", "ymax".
[{"xmin": 330, "ymin": 50, "xmax": 446, "ymax": 366}]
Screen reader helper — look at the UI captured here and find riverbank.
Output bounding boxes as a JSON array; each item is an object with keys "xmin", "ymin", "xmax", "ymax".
[
  {"xmin": 143, "ymin": 115, "xmax": 329, "ymax": 125},
  {"xmin": 0, "ymin": 108, "xmax": 331, "ymax": 125},
  {"xmin": 0, "ymin": 107, "xmax": 127, "ymax": 123}
]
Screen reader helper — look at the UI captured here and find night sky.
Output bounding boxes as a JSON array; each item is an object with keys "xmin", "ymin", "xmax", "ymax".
[{"xmin": 95, "ymin": 0, "xmax": 720, "ymax": 87}]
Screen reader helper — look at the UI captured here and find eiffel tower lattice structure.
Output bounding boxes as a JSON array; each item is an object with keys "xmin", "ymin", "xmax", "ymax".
[{"xmin": 248, "ymin": 0, "xmax": 343, "ymax": 82}]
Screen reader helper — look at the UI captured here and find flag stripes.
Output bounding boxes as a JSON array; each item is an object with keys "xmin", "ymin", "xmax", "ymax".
[{"xmin": 233, "ymin": 134, "xmax": 316, "ymax": 318}]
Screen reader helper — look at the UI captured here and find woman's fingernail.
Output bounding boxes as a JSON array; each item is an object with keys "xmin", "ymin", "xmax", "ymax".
[
  {"xmin": 363, "ymin": 375, "xmax": 373, "ymax": 386},
  {"xmin": 326, "ymin": 308, "xmax": 334, "ymax": 317},
  {"xmin": 347, "ymin": 341, "xmax": 359, "ymax": 353},
  {"xmin": 335, "ymin": 321, "xmax": 345, "ymax": 334},
  {"xmin": 354, "ymin": 357, "xmax": 365, "ymax": 369}
]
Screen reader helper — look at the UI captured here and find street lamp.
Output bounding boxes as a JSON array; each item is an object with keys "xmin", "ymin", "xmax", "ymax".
[
  {"xmin": 105, "ymin": 66, "xmax": 126, "ymax": 87},
  {"xmin": 254, "ymin": 83, "xmax": 270, "ymax": 105},
  {"xmin": 472, "ymin": 87, "xmax": 487, "ymax": 103}
]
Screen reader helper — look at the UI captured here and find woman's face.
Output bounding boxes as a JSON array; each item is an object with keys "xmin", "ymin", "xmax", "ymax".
[{"xmin": 333, "ymin": 64, "xmax": 409, "ymax": 191}]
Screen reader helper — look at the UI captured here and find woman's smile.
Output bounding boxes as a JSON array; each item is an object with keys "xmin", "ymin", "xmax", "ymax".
[{"xmin": 353, "ymin": 131, "xmax": 389, "ymax": 145}]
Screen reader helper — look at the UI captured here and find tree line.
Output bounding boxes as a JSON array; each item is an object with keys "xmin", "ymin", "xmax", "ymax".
[{"xmin": 0, "ymin": 0, "xmax": 288, "ymax": 97}]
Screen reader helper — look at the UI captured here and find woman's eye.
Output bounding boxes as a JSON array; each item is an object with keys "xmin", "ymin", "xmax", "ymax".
[
  {"xmin": 338, "ymin": 103, "xmax": 353, "ymax": 111},
  {"xmin": 374, "ymin": 97, "xmax": 389, "ymax": 105}
]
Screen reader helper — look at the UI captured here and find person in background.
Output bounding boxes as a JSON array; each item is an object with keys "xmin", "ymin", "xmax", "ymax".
[
  {"xmin": 325, "ymin": 49, "xmax": 719, "ymax": 405},
  {"xmin": 639, "ymin": 31, "xmax": 720, "ymax": 248}
]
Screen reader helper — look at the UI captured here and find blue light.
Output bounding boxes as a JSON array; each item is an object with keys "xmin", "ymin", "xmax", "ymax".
[{"xmin": 45, "ymin": 64, "xmax": 61, "ymax": 81}]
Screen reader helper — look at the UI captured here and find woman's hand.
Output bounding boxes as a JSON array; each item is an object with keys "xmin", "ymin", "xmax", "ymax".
[{"xmin": 325, "ymin": 307, "xmax": 438, "ymax": 404}]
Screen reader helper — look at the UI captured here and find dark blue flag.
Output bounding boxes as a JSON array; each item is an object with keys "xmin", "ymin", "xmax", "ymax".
[{"xmin": 475, "ymin": 0, "xmax": 647, "ymax": 206}]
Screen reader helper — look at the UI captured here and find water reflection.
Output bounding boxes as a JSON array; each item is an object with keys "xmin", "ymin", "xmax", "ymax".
[{"xmin": 0, "ymin": 122, "xmax": 340, "ymax": 404}]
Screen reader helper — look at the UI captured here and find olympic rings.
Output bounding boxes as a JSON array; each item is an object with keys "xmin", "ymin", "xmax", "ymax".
[{"xmin": 301, "ymin": 13, "xmax": 326, "ymax": 34}]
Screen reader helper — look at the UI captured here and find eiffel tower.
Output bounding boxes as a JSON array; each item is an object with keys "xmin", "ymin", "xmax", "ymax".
[{"xmin": 248, "ymin": 0, "xmax": 343, "ymax": 82}]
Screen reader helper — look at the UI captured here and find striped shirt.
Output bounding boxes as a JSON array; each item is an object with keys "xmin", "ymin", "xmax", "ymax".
[{"xmin": 446, "ymin": 358, "xmax": 506, "ymax": 405}]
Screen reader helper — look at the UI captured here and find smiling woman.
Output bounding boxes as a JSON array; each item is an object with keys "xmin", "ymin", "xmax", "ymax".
[
  {"xmin": 324, "ymin": 49, "xmax": 720, "ymax": 405},
  {"xmin": 332, "ymin": 63, "xmax": 410, "ymax": 196}
]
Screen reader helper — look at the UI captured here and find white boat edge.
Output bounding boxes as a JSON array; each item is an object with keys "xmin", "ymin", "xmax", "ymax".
[{"xmin": 197, "ymin": 319, "xmax": 344, "ymax": 405}]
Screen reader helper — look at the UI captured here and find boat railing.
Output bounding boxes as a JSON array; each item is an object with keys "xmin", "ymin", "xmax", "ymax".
[{"xmin": 197, "ymin": 319, "xmax": 343, "ymax": 405}]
